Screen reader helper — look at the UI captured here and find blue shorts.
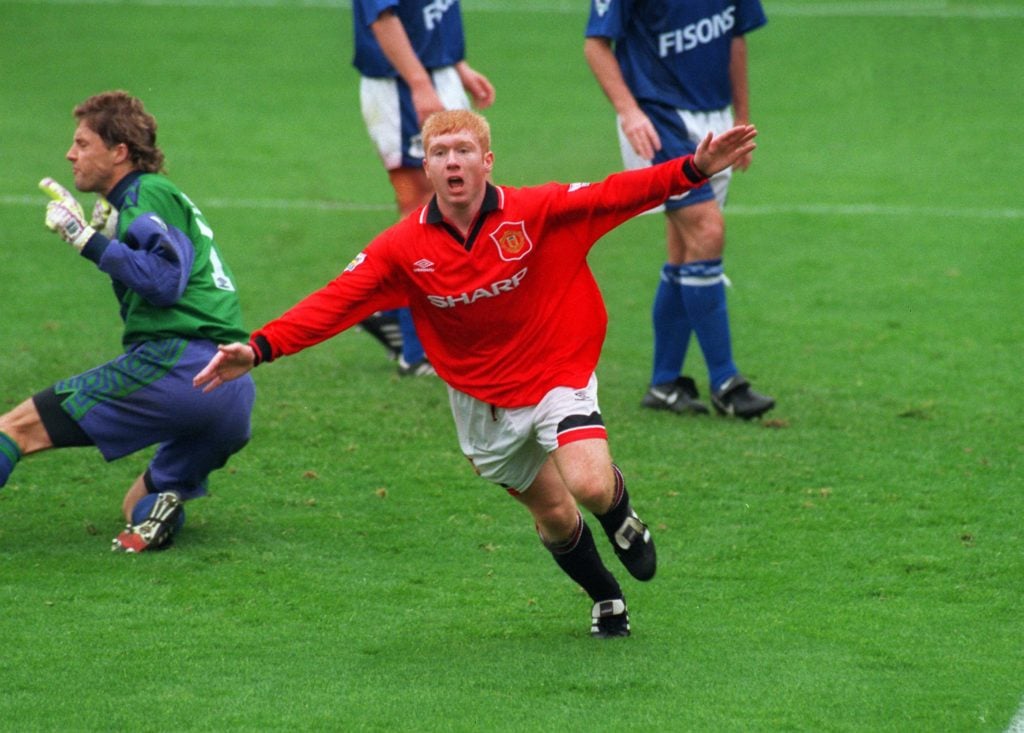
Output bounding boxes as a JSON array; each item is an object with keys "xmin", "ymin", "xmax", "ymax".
[
  {"xmin": 619, "ymin": 101, "xmax": 735, "ymax": 211},
  {"xmin": 35, "ymin": 339, "xmax": 255, "ymax": 501}
]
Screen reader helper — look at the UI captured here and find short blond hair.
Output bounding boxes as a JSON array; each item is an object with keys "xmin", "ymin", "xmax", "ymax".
[{"xmin": 421, "ymin": 109, "xmax": 491, "ymax": 154}]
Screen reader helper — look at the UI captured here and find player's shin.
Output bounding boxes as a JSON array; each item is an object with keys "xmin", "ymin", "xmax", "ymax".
[
  {"xmin": 595, "ymin": 464, "xmax": 657, "ymax": 581},
  {"xmin": 542, "ymin": 511, "xmax": 623, "ymax": 602}
]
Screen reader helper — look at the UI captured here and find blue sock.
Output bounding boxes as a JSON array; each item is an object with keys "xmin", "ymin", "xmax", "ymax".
[
  {"xmin": 679, "ymin": 258, "xmax": 737, "ymax": 391},
  {"xmin": 0, "ymin": 431, "xmax": 22, "ymax": 488},
  {"xmin": 651, "ymin": 263, "xmax": 692, "ymax": 386},
  {"xmin": 397, "ymin": 307, "xmax": 426, "ymax": 364}
]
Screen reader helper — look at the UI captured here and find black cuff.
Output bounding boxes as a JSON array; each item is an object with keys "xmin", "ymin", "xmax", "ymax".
[
  {"xmin": 250, "ymin": 334, "xmax": 273, "ymax": 366},
  {"xmin": 80, "ymin": 232, "xmax": 111, "ymax": 263},
  {"xmin": 682, "ymin": 157, "xmax": 709, "ymax": 184}
]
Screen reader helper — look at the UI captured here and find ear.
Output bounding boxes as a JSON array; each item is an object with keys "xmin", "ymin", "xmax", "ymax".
[
  {"xmin": 110, "ymin": 142, "xmax": 131, "ymax": 166},
  {"xmin": 483, "ymin": 150, "xmax": 495, "ymax": 173}
]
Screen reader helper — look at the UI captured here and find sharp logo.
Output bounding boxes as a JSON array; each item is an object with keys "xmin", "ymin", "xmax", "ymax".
[
  {"xmin": 427, "ymin": 267, "xmax": 528, "ymax": 309},
  {"xmin": 423, "ymin": 0, "xmax": 457, "ymax": 31},
  {"xmin": 658, "ymin": 6, "xmax": 736, "ymax": 57}
]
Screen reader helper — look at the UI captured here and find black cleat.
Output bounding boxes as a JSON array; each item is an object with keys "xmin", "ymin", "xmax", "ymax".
[
  {"xmin": 397, "ymin": 356, "xmax": 436, "ymax": 377},
  {"xmin": 641, "ymin": 376, "xmax": 709, "ymax": 415},
  {"xmin": 591, "ymin": 598, "xmax": 630, "ymax": 638},
  {"xmin": 610, "ymin": 509, "xmax": 657, "ymax": 581},
  {"xmin": 359, "ymin": 312, "xmax": 403, "ymax": 361},
  {"xmin": 711, "ymin": 375, "xmax": 775, "ymax": 420}
]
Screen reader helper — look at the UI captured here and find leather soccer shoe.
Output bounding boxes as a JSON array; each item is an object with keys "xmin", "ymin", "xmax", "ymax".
[
  {"xmin": 591, "ymin": 598, "xmax": 630, "ymax": 638},
  {"xmin": 641, "ymin": 376, "xmax": 709, "ymax": 415},
  {"xmin": 358, "ymin": 311, "xmax": 402, "ymax": 360},
  {"xmin": 112, "ymin": 491, "xmax": 183, "ymax": 553},
  {"xmin": 397, "ymin": 356, "xmax": 436, "ymax": 377},
  {"xmin": 711, "ymin": 375, "xmax": 775, "ymax": 419},
  {"xmin": 610, "ymin": 510, "xmax": 656, "ymax": 581}
]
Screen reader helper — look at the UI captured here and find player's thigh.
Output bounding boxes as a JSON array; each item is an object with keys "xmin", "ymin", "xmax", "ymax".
[{"xmin": 446, "ymin": 386, "xmax": 547, "ymax": 492}]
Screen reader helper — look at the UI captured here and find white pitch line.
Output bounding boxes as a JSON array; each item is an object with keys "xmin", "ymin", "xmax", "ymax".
[
  {"xmin": 3, "ymin": 0, "xmax": 1024, "ymax": 17},
  {"xmin": 3, "ymin": 194, "xmax": 1021, "ymax": 220},
  {"xmin": 1007, "ymin": 698, "xmax": 1024, "ymax": 733}
]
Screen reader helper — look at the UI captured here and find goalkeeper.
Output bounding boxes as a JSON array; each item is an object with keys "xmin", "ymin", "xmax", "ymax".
[{"xmin": 0, "ymin": 91, "xmax": 255, "ymax": 552}]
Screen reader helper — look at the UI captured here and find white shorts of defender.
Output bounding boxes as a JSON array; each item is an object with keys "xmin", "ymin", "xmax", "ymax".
[{"xmin": 360, "ymin": 65, "xmax": 470, "ymax": 170}]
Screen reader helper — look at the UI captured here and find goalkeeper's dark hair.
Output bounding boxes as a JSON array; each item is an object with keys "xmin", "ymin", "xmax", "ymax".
[{"xmin": 74, "ymin": 91, "xmax": 166, "ymax": 174}]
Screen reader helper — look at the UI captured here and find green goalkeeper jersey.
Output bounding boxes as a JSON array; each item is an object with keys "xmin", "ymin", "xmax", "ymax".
[{"xmin": 100, "ymin": 172, "xmax": 249, "ymax": 347}]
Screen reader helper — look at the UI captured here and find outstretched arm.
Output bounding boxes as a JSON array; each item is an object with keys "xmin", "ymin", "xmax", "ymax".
[
  {"xmin": 692, "ymin": 125, "xmax": 758, "ymax": 178},
  {"xmin": 193, "ymin": 343, "xmax": 255, "ymax": 393}
]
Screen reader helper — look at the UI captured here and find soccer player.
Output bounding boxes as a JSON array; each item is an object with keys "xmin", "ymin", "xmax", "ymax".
[
  {"xmin": 0, "ymin": 91, "xmax": 255, "ymax": 552},
  {"xmin": 194, "ymin": 109, "xmax": 758, "ymax": 637},
  {"xmin": 352, "ymin": 0, "xmax": 495, "ymax": 376},
  {"xmin": 584, "ymin": 0, "xmax": 775, "ymax": 418}
]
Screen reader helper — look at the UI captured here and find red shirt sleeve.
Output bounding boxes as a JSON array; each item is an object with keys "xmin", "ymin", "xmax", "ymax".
[{"xmin": 251, "ymin": 235, "xmax": 408, "ymax": 363}]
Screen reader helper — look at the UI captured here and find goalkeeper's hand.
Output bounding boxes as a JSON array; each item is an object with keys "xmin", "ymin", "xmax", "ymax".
[
  {"xmin": 39, "ymin": 177, "xmax": 96, "ymax": 252},
  {"xmin": 90, "ymin": 196, "xmax": 118, "ymax": 238}
]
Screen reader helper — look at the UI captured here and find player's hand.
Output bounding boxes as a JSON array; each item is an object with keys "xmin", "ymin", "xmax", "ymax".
[
  {"xmin": 620, "ymin": 108, "xmax": 661, "ymax": 162},
  {"xmin": 692, "ymin": 125, "xmax": 758, "ymax": 178},
  {"xmin": 455, "ymin": 61, "xmax": 495, "ymax": 110},
  {"xmin": 39, "ymin": 177, "xmax": 95, "ymax": 252},
  {"xmin": 90, "ymin": 196, "xmax": 118, "ymax": 238},
  {"xmin": 193, "ymin": 342, "xmax": 256, "ymax": 393}
]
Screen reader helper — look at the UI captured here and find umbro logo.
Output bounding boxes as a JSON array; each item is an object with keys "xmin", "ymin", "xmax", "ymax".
[{"xmin": 413, "ymin": 258, "xmax": 435, "ymax": 272}]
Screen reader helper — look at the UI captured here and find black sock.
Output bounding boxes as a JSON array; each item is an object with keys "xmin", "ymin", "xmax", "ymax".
[
  {"xmin": 545, "ymin": 512, "xmax": 622, "ymax": 602},
  {"xmin": 595, "ymin": 463, "xmax": 632, "ymax": 541}
]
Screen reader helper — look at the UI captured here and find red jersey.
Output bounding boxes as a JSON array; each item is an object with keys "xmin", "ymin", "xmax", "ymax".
[{"xmin": 251, "ymin": 157, "xmax": 708, "ymax": 407}]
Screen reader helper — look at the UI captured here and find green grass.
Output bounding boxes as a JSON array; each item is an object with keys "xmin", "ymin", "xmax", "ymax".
[{"xmin": 1, "ymin": 1, "xmax": 1023, "ymax": 730}]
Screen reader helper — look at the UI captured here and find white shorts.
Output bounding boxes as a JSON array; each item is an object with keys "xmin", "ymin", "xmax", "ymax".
[
  {"xmin": 447, "ymin": 374, "xmax": 607, "ymax": 493},
  {"xmin": 618, "ymin": 107, "xmax": 734, "ymax": 210},
  {"xmin": 360, "ymin": 65, "xmax": 470, "ymax": 170}
]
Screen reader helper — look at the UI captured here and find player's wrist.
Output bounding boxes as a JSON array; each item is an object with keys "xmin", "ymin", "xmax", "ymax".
[
  {"xmin": 683, "ymin": 156, "xmax": 709, "ymax": 183},
  {"xmin": 249, "ymin": 335, "xmax": 273, "ymax": 366},
  {"xmin": 71, "ymin": 225, "xmax": 98, "ymax": 253}
]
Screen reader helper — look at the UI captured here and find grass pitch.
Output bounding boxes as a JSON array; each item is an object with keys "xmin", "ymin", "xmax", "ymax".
[{"xmin": 1, "ymin": 1, "xmax": 1022, "ymax": 730}]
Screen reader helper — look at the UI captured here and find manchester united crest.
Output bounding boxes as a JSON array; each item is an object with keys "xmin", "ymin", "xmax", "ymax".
[{"xmin": 489, "ymin": 220, "xmax": 534, "ymax": 262}]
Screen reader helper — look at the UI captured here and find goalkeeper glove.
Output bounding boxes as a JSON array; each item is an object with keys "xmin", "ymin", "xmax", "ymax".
[
  {"xmin": 39, "ymin": 177, "xmax": 95, "ymax": 252},
  {"xmin": 90, "ymin": 196, "xmax": 118, "ymax": 238}
]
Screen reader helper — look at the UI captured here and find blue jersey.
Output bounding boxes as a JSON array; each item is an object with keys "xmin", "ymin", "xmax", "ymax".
[
  {"xmin": 585, "ymin": 0, "xmax": 767, "ymax": 111},
  {"xmin": 353, "ymin": 0, "xmax": 467, "ymax": 78}
]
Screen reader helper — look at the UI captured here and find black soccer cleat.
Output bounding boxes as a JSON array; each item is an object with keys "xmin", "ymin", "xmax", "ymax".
[
  {"xmin": 397, "ymin": 356, "xmax": 437, "ymax": 377},
  {"xmin": 591, "ymin": 598, "xmax": 630, "ymax": 638},
  {"xmin": 359, "ymin": 312, "xmax": 403, "ymax": 361},
  {"xmin": 610, "ymin": 509, "xmax": 657, "ymax": 581},
  {"xmin": 711, "ymin": 374, "xmax": 775, "ymax": 420},
  {"xmin": 641, "ymin": 376, "xmax": 710, "ymax": 415}
]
